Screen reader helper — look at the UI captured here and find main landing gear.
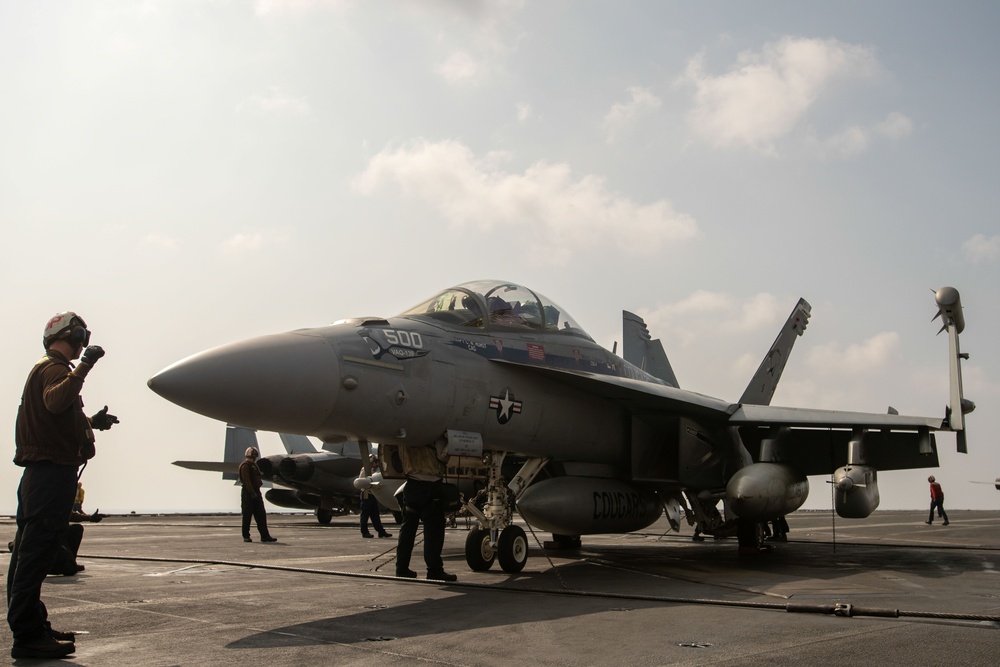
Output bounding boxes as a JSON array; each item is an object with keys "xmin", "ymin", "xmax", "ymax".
[{"xmin": 463, "ymin": 452, "xmax": 546, "ymax": 574}]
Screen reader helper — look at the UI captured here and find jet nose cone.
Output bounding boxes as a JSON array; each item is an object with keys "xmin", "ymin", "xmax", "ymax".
[{"xmin": 149, "ymin": 331, "xmax": 339, "ymax": 434}]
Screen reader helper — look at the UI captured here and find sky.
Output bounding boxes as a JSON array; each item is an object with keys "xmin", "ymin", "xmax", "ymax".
[{"xmin": 1, "ymin": 0, "xmax": 998, "ymax": 516}]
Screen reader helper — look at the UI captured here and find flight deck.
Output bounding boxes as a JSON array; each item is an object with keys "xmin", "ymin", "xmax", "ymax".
[{"xmin": 2, "ymin": 510, "xmax": 998, "ymax": 666}]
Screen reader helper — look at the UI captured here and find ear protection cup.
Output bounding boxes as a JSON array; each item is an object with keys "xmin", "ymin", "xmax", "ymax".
[
  {"xmin": 68, "ymin": 317, "xmax": 91, "ymax": 347},
  {"xmin": 44, "ymin": 313, "xmax": 91, "ymax": 348}
]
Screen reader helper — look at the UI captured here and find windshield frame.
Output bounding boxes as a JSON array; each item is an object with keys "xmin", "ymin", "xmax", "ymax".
[{"xmin": 398, "ymin": 280, "xmax": 593, "ymax": 341}]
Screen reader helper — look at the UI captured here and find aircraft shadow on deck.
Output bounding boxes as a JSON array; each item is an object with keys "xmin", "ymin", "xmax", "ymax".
[
  {"xmin": 225, "ymin": 587, "xmax": 657, "ymax": 649},
  {"xmin": 225, "ymin": 538, "xmax": 982, "ymax": 649}
]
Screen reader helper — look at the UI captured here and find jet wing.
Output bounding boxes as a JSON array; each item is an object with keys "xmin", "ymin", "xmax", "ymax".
[
  {"xmin": 495, "ymin": 359, "xmax": 944, "ymax": 431},
  {"xmin": 737, "ymin": 426, "xmax": 938, "ymax": 474},
  {"xmin": 730, "ymin": 405, "xmax": 944, "ymax": 474},
  {"xmin": 730, "ymin": 404, "xmax": 944, "ymax": 431},
  {"xmin": 490, "ymin": 359, "xmax": 737, "ymax": 419},
  {"xmin": 493, "ymin": 360, "xmax": 945, "ymax": 473}
]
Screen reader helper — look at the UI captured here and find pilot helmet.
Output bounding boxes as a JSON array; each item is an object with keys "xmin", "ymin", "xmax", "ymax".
[
  {"xmin": 928, "ymin": 475, "xmax": 936, "ymax": 483},
  {"xmin": 43, "ymin": 312, "xmax": 91, "ymax": 349},
  {"xmin": 245, "ymin": 447, "xmax": 259, "ymax": 459}
]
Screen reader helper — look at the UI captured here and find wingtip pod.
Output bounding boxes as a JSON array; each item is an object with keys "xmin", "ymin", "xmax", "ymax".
[
  {"xmin": 933, "ymin": 286, "xmax": 965, "ymax": 334},
  {"xmin": 932, "ymin": 286, "xmax": 970, "ymax": 451},
  {"xmin": 791, "ymin": 298, "xmax": 811, "ymax": 336}
]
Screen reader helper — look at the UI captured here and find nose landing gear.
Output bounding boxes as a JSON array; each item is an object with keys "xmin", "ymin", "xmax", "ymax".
[{"xmin": 462, "ymin": 452, "xmax": 546, "ymax": 574}]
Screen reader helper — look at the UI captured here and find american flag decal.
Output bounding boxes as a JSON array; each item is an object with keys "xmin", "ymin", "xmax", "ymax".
[{"xmin": 527, "ymin": 343, "xmax": 545, "ymax": 361}]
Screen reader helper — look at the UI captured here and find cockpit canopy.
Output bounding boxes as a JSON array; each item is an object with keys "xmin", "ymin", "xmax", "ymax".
[{"xmin": 400, "ymin": 280, "xmax": 592, "ymax": 340}]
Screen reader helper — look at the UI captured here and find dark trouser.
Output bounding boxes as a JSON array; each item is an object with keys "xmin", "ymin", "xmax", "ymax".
[
  {"xmin": 359, "ymin": 494, "xmax": 387, "ymax": 536},
  {"xmin": 241, "ymin": 491, "xmax": 271, "ymax": 539},
  {"xmin": 50, "ymin": 523, "xmax": 84, "ymax": 575},
  {"xmin": 395, "ymin": 478, "xmax": 445, "ymax": 574},
  {"xmin": 929, "ymin": 498, "xmax": 948, "ymax": 523},
  {"xmin": 6, "ymin": 462, "xmax": 78, "ymax": 642}
]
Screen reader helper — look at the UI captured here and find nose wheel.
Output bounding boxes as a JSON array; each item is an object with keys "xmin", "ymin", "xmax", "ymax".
[
  {"xmin": 464, "ymin": 525, "xmax": 528, "ymax": 573},
  {"xmin": 497, "ymin": 525, "xmax": 528, "ymax": 573},
  {"xmin": 465, "ymin": 527, "xmax": 496, "ymax": 571}
]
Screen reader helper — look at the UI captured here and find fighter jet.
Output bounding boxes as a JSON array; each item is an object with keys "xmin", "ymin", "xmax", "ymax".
[
  {"xmin": 174, "ymin": 425, "xmax": 402, "ymax": 524},
  {"xmin": 149, "ymin": 281, "xmax": 973, "ymax": 573}
]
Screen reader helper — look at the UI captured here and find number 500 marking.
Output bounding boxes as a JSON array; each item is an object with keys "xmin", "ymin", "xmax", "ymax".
[{"xmin": 384, "ymin": 329, "xmax": 423, "ymax": 348}]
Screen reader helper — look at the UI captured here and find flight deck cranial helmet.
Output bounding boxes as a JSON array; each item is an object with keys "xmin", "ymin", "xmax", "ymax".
[
  {"xmin": 245, "ymin": 447, "xmax": 259, "ymax": 459},
  {"xmin": 928, "ymin": 475, "xmax": 936, "ymax": 483},
  {"xmin": 43, "ymin": 312, "xmax": 91, "ymax": 349}
]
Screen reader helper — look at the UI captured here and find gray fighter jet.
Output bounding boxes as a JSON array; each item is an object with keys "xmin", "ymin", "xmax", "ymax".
[
  {"xmin": 149, "ymin": 281, "xmax": 972, "ymax": 572},
  {"xmin": 174, "ymin": 425, "xmax": 402, "ymax": 524}
]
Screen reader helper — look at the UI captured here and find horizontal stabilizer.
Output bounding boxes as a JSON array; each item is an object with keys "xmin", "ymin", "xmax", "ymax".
[{"xmin": 173, "ymin": 460, "xmax": 239, "ymax": 474}]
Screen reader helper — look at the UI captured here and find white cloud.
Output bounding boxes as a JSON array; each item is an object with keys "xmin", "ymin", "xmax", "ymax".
[
  {"xmin": 240, "ymin": 87, "xmax": 312, "ymax": 115},
  {"xmin": 603, "ymin": 86, "xmax": 662, "ymax": 143},
  {"xmin": 807, "ymin": 112, "xmax": 914, "ymax": 158},
  {"xmin": 424, "ymin": 0, "xmax": 525, "ymax": 85},
  {"xmin": 352, "ymin": 139, "xmax": 697, "ymax": 264},
  {"xmin": 516, "ymin": 102, "xmax": 533, "ymax": 123},
  {"xmin": 255, "ymin": 0, "xmax": 352, "ymax": 17},
  {"xmin": 142, "ymin": 234, "xmax": 179, "ymax": 250},
  {"xmin": 437, "ymin": 50, "xmax": 482, "ymax": 84},
  {"xmin": 733, "ymin": 293, "xmax": 785, "ymax": 332},
  {"xmin": 875, "ymin": 111, "xmax": 915, "ymax": 140},
  {"xmin": 220, "ymin": 230, "xmax": 290, "ymax": 256},
  {"xmin": 627, "ymin": 291, "xmax": 806, "ymax": 396},
  {"xmin": 108, "ymin": 33, "xmax": 138, "ymax": 53},
  {"xmin": 637, "ymin": 291, "xmax": 784, "ymax": 348},
  {"xmin": 681, "ymin": 37, "xmax": 879, "ymax": 153},
  {"xmin": 962, "ymin": 233, "xmax": 1000, "ymax": 264},
  {"xmin": 804, "ymin": 331, "xmax": 900, "ymax": 377},
  {"xmin": 813, "ymin": 125, "xmax": 869, "ymax": 158}
]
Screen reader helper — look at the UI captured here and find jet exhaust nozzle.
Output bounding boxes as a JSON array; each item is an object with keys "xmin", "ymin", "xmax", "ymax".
[{"xmin": 279, "ymin": 457, "xmax": 315, "ymax": 482}]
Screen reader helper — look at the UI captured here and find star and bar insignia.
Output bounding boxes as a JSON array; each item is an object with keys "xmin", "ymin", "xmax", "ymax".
[{"xmin": 489, "ymin": 388, "xmax": 523, "ymax": 424}]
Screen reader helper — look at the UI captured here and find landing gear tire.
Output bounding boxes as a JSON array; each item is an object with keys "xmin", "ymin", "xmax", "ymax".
[
  {"xmin": 737, "ymin": 519, "xmax": 765, "ymax": 555},
  {"xmin": 497, "ymin": 525, "xmax": 528, "ymax": 574},
  {"xmin": 465, "ymin": 527, "xmax": 496, "ymax": 571},
  {"xmin": 316, "ymin": 509, "xmax": 333, "ymax": 525}
]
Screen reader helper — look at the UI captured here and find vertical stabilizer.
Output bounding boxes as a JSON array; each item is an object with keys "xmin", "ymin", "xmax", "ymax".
[
  {"xmin": 739, "ymin": 298, "xmax": 811, "ymax": 406},
  {"xmin": 622, "ymin": 311, "xmax": 679, "ymax": 387},
  {"xmin": 224, "ymin": 424, "xmax": 259, "ymax": 481},
  {"xmin": 279, "ymin": 432, "xmax": 318, "ymax": 454}
]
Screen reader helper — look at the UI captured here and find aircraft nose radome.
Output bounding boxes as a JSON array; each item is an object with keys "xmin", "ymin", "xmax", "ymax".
[{"xmin": 148, "ymin": 331, "xmax": 339, "ymax": 434}]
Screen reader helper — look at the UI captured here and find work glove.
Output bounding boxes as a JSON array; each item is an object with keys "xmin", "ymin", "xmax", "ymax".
[
  {"xmin": 90, "ymin": 406, "xmax": 119, "ymax": 431},
  {"xmin": 81, "ymin": 345, "xmax": 105, "ymax": 367}
]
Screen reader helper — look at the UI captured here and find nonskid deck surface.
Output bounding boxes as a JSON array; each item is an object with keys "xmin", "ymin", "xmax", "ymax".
[{"xmin": 2, "ymin": 510, "xmax": 998, "ymax": 666}]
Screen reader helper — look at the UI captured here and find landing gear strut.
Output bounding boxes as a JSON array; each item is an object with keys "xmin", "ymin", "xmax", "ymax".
[{"xmin": 463, "ymin": 452, "xmax": 547, "ymax": 574}]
